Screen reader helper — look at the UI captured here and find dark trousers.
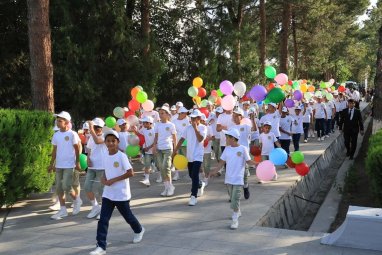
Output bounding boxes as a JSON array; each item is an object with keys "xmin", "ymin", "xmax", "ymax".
[
  {"xmin": 333, "ymin": 112, "xmax": 340, "ymax": 130},
  {"xmin": 303, "ymin": 123, "xmax": 310, "ymax": 140},
  {"xmin": 279, "ymin": 139, "xmax": 291, "ymax": 155},
  {"xmin": 344, "ymin": 132, "xmax": 358, "ymax": 157},
  {"xmin": 315, "ymin": 118, "xmax": 325, "ymax": 138},
  {"xmin": 339, "ymin": 110, "xmax": 346, "ymax": 130},
  {"xmin": 292, "ymin": 134, "xmax": 301, "ymax": 151},
  {"xmin": 325, "ymin": 119, "xmax": 332, "ymax": 135},
  {"xmin": 97, "ymin": 198, "xmax": 142, "ymax": 250},
  {"xmin": 188, "ymin": 161, "xmax": 202, "ymax": 197}
]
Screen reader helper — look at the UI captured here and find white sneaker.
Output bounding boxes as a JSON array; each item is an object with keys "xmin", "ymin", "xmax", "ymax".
[
  {"xmin": 49, "ymin": 200, "xmax": 60, "ymax": 211},
  {"xmin": 188, "ymin": 196, "xmax": 197, "ymax": 206},
  {"xmin": 204, "ymin": 178, "xmax": 209, "ymax": 187},
  {"xmin": 167, "ymin": 184, "xmax": 175, "ymax": 196},
  {"xmin": 133, "ymin": 227, "xmax": 145, "ymax": 243},
  {"xmin": 198, "ymin": 182, "xmax": 206, "ymax": 197},
  {"xmin": 317, "ymin": 138, "xmax": 321, "ymax": 142},
  {"xmin": 311, "ymin": 134, "xmax": 315, "ymax": 138},
  {"xmin": 304, "ymin": 139, "xmax": 308, "ymax": 143},
  {"xmin": 51, "ymin": 208, "xmax": 68, "ymax": 220},
  {"xmin": 87, "ymin": 205, "xmax": 101, "ymax": 219},
  {"xmin": 325, "ymin": 135, "xmax": 329, "ymax": 138},
  {"xmin": 72, "ymin": 198, "xmax": 83, "ymax": 215},
  {"xmin": 230, "ymin": 219, "xmax": 239, "ymax": 229},
  {"xmin": 160, "ymin": 186, "xmax": 168, "ymax": 197},
  {"xmin": 156, "ymin": 174, "xmax": 162, "ymax": 183},
  {"xmin": 140, "ymin": 179, "xmax": 150, "ymax": 186},
  {"xmin": 89, "ymin": 246, "xmax": 106, "ymax": 255},
  {"xmin": 172, "ymin": 171, "xmax": 180, "ymax": 181},
  {"xmin": 321, "ymin": 136, "xmax": 325, "ymax": 141}
]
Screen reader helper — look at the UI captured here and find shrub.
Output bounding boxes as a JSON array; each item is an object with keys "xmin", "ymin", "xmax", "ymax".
[
  {"xmin": 0, "ymin": 109, "xmax": 54, "ymax": 207},
  {"xmin": 365, "ymin": 129, "xmax": 382, "ymax": 206}
]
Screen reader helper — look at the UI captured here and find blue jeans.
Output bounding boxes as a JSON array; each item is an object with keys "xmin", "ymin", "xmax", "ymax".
[
  {"xmin": 292, "ymin": 134, "xmax": 301, "ymax": 151},
  {"xmin": 96, "ymin": 198, "xmax": 142, "ymax": 250},
  {"xmin": 188, "ymin": 161, "xmax": 202, "ymax": 197}
]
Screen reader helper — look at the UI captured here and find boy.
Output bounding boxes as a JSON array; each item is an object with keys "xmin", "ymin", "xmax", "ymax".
[
  {"xmin": 291, "ymin": 105, "xmax": 304, "ymax": 151},
  {"xmin": 209, "ymin": 128, "xmax": 255, "ymax": 229},
  {"xmin": 200, "ymin": 114, "xmax": 214, "ymax": 187},
  {"xmin": 259, "ymin": 121, "xmax": 281, "ymax": 182},
  {"xmin": 117, "ymin": 119, "xmax": 129, "ymax": 153},
  {"xmin": 90, "ymin": 130, "xmax": 144, "ymax": 255},
  {"xmin": 139, "ymin": 116, "xmax": 155, "ymax": 186},
  {"xmin": 48, "ymin": 111, "xmax": 82, "ymax": 220},
  {"xmin": 313, "ymin": 95, "xmax": 327, "ymax": 141}
]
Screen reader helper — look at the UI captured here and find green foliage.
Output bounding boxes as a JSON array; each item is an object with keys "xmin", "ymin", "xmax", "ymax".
[
  {"xmin": 365, "ymin": 129, "xmax": 382, "ymax": 206},
  {"xmin": 0, "ymin": 109, "xmax": 54, "ymax": 207}
]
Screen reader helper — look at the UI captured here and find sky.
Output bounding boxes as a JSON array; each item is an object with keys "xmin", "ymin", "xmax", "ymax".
[{"xmin": 358, "ymin": 0, "xmax": 378, "ymax": 23}]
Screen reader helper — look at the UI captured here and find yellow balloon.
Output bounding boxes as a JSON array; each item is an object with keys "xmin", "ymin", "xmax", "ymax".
[
  {"xmin": 173, "ymin": 154, "xmax": 188, "ymax": 170},
  {"xmin": 193, "ymin": 77, "xmax": 203, "ymax": 88},
  {"xmin": 193, "ymin": 96, "xmax": 201, "ymax": 106},
  {"xmin": 301, "ymin": 84, "xmax": 307, "ymax": 93},
  {"xmin": 281, "ymin": 85, "xmax": 287, "ymax": 91}
]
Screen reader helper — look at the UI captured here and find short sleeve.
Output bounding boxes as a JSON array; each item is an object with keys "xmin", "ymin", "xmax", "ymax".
[
  {"xmin": 120, "ymin": 152, "xmax": 132, "ymax": 172},
  {"xmin": 87, "ymin": 136, "xmax": 95, "ymax": 150},
  {"xmin": 220, "ymin": 148, "xmax": 228, "ymax": 162},
  {"xmin": 272, "ymin": 134, "xmax": 278, "ymax": 143},
  {"xmin": 181, "ymin": 127, "xmax": 188, "ymax": 140},
  {"xmin": 171, "ymin": 123, "xmax": 176, "ymax": 135},
  {"xmin": 216, "ymin": 115, "xmax": 223, "ymax": 125},
  {"xmin": 243, "ymin": 147, "xmax": 251, "ymax": 161},
  {"xmin": 72, "ymin": 132, "xmax": 80, "ymax": 145},
  {"xmin": 154, "ymin": 124, "xmax": 159, "ymax": 134},
  {"xmin": 200, "ymin": 125, "xmax": 207, "ymax": 139},
  {"xmin": 51, "ymin": 133, "xmax": 57, "ymax": 146}
]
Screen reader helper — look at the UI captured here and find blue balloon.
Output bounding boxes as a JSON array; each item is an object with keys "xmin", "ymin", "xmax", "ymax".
[{"xmin": 269, "ymin": 148, "xmax": 288, "ymax": 165}]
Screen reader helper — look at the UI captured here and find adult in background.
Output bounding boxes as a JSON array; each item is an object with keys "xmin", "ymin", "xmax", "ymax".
[{"xmin": 341, "ymin": 99, "xmax": 364, "ymax": 160}]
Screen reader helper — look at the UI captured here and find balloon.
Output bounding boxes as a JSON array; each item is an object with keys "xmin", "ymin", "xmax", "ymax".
[
  {"xmin": 295, "ymin": 162, "xmax": 310, "ymax": 176},
  {"xmin": 308, "ymin": 85, "xmax": 315, "ymax": 92},
  {"xmin": 326, "ymin": 93, "xmax": 334, "ymax": 100},
  {"xmin": 198, "ymin": 87, "xmax": 207, "ymax": 98},
  {"xmin": 315, "ymin": 91, "xmax": 322, "ymax": 97},
  {"xmin": 193, "ymin": 77, "xmax": 203, "ymax": 88},
  {"xmin": 268, "ymin": 82, "xmax": 275, "ymax": 91},
  {"xmin": 292, "ymin": 81, "xmax": 300, "ymax": 90},
  {"xmin": 250, "ymin": 145, "xmax": 261, "ymax": 156},
  {"xmin": 286, "ymin": 156, "xmax": 296, "ymax": 168},
  {"xmin": 267, "ymin": 87, "xmax": 285, "ymax": 103},
  {"xmin": 329, "ymin": 78, "xmax": 335, "ymax": 85},
  {"xmin": 211, "ymin": 90, "xmax": 218, "ymax": 97},
  {"xmin": 182, "ymin": 139, "xmax": 187, "ymax": 146},
  {"xmin": 79, "ymin": 134, "xmax": 87, "ymax": 144},
  {"xmin": 219, "ymin": 80, "xmax": 234, "ymax": 95},
  {"xmin": 203, "ymin": 138, "xmax": 209, "ymax": 148},
  {"xmin": 301, "ymin": 84, "xmax": 307, "ymax": 93},
  {"xmin": 131, "ymin": 87, "xmax": 141, "ymax": 98},
  {"xmin": 254, "ymin": 155, "xmax": 262, "ymax": 163},
  {"xmin": 127, "ymin": 115, "xmax": 139, "ymax": 126},
  {"xmin": 256, "ymin": 160, "xmax": 276, "ymax": 181},
  {"xmin": 221, "ymin": 94, "xmax": 236, "ymax": 111},
  {"xmin": 233, "ymin": 81, "xmax": 246, "ymax": 97},
  {"xmin": 217, "ymin": 89, "xmax": 224, "ymax": 97},
  {"xmin": 285, "ymin": 99, "xmax": 294, "ymax": 108},
  {"xmin": 113, "ymin": 107, "xmax": 125, "ymax": 119},
  {"xmin": 275, "ymin": 73, "xmax": 288, "ymax": 85},
  {"xmin": 208, "ymin": 95, "xmax": 217, "ymax": 103},
  {"xmin": 135, "ymin": 85, "xmax": 144, "ymax": 91},
  {"xmin": 192, "ymin": 96, "xmax": 201, "ymax": 106},
  {"xmin": 126, "ymin": 145, "xmax": 140, "ymax": 157},
  {"xmin": 250, "ymin": 85, "xmax": 267, "ymax": 102},
  {"xmin": 173, "ymin": 154, "xmax": 188, "ymax": 170},
  {"xmin": 265, "ymin": 66, "xmax": 277, "ymax": 79},
  {"xmin": 188, "ymin": 86, "xmax": 198, "ymax": 97},
  {"xmin": 293, "ymin": 90, "xmax": 303, "ymax": 101},
  {"xmin": 338, "ymin": 86, "xmax": 345, "ymax": 93},
  {"xmin": 128, "ymin": 99, "xmax": 140, "ymax": 111},
  {"xmin": 128, "ymin": 134, "xmax": 140, "ymax": 146},
  {"xmin": 68, "ymin": 122, "xmax": 72, "ymax": 130},
  {"xmin": 215, "ymin": 97, "xmax": 222, "ymax": 106},
  {"xmin": 79, "ymin": 154, "xmax": 87, "ymax": 170},
  {"xmin": 199, "ymin": 107, "xmax": 209, "ymax": 118},
  {"xmin": 124, "ymin": 110, "xmax": 135, "ymax": 118},
  {"xmin": 291, "ymin": 151, "xmax": 304, "ymax": 164},
  {"xmin": 288, "ymin": 80, "xmax": 293, "ymax": 85},
  {"xmin": 200, "ymin": 99, "xmax": 208, "ymax": 107},
  {"xmin": 136, "ymin": 91, "xmax": 148, "ymax": 103},
  {"xmin": 304, "ymin": 92, "xmax": 312, "ymax": 100},
  {"xmin": 240, "ymin": 118, "xmax": 252, "ymax": 126},
  {"xmin": 138, "ymin": 133, "xmax": 145, "ymax": 147},
  {"xmin": 269, "ymin": 148, "xmax": 288, "ymax": 165},
  {"xmin": 142, "ymin": 100, "xmax": 154, "ymax": 111},
  {"xmin": 105, "ymin": 116, "xmax": 116, "ymax": 128}
]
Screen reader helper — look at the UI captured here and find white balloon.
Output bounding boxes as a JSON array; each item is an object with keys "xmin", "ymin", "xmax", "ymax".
[{"xmin": 233, "ymin": 81, "xmax": 246, "ymax": 97}]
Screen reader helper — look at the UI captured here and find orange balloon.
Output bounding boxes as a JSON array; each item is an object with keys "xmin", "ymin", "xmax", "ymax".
[
  {"xmin": 254, "ymin": 155, "xmax": 262, "ymax": 163},
  {"xmin": 268, "ymin": 83, "xmax": 275, "ymax": 91},
  {"xmin": 131, "ymin": 87, "xmax": 141, "ymax": 99},
  {"xmin": 308, "ymin": 85, "xmax": 315, "ymax": 92},
  {"xmin": 215, "ymin": 97, "xmax": 222, "ymax": 106}
]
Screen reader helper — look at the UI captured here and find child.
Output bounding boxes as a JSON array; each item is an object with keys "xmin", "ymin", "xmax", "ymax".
[
  {"xmin": 200, "ymin": 114, "xmax": 213, "ymax": 187},
  {"xmin": 259, "ymin": 121, "xmax": 281, "ymax": 182},
  {"xmin": 313, "ymin": 95, "xmax": 328, "ymax": 141},
  {"xmin": 291, "ymin": 105, "xmax": 304, "ymax": 151},
  {"xmin": 153, "ymin": 106, "xmax": 177, "ymax": 197},
  {"xmin": 302, "ymin": 101, "xmax": 313, "ymax": 143},
  {"xmin": 117, "ymin": 119, "xmax": 129, "ymax": 153},
  {"xmin": 48, "ymin": 111, "xmax": 82, "ymax": 220},
  {"xmin": 85, "ymin": 118, "xmax": 107, "ymax": 219},
  {"xmin": 278, "ymin": 107, "xmax": 292, "ymax": 156},
  {"xmin": 209, "ymin": 128, "xmax": 255, "ymax": 229},
  {"xmin": 89, "ymin": 130, "xmax": 144, "ymax": 255},
  {"xmin": 138, "ymin": 116, "xmax": 155, "ymax": 186}
]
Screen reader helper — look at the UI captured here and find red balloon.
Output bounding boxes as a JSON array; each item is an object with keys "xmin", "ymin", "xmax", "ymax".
[
  {"xmin": 198, "ymin": 87, "xmax": 207, "ymax": 98},
  {"xmin": 286, "ymin": 156, "xmax": 296, "ymax": 168},
  {"xmin": 199, "ymin": 107, "xmax": 209, "ymax": 118},
  {"xmin": 250, "ymin": 145, "xmax": 261, "ymax": 156},
  {"xmin": 204, "ymin": 139, "xmax": 209, "ymax": 147},
  {"xmin": 128, "ymin": 99, "xmax": 140, "ymax": 111},
  {"xmin": 268, "ymin": 82, "xmax": 275, "ymax": 91},
  {"xmin": 288, "ymin": 80, "xmax": 293, "ymax": 85},
  {"xmin": 138, "ymin": 133, "xmax": 145, "ymax": 147},
  {"xmin": 338, "ymin": 86, "xmax": 345, "ymax": 93},
  {"xmin": 295, "ymin": 162, "xmax": 310, "ymax": 176},
  {"xmin": 241, "ymin": 95, "xmax": 250, "ymax": 101},
  {"xmin": 124, "ymin": 110, "xmax": 135, "ymax": 118},
  {"xmin": 79, "ymin": 134, "xmax": 87, "ymax": 144},
  {"xmin": 254, "ymin": 155, "xmax": 262, "ymax": 163}
]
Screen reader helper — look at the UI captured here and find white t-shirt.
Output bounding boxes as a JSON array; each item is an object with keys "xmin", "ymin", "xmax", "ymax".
[
  {"xmin": 154, "ymin": 122, "xmax": 176, "ymax": 150},
  {"xmin": 139, "ymin": 127, "xmax": 155, "ymax": 154},
  {"xmin": 52, "ymin": 130, "xmax": 80, "ymax": 168},
  {"xmin": 173, "ymin": 117, "xmax": 190, "ymax": 143},
  {"xmin": 171, "ymin": 114, "xmax": 179, "ymax": 122},
  {"xmin": 314, "ymin": 102, "xmax": 326, "ymax": 119},
  {"xmin": 87, "ymin": 135, "xmax": 107, "ymax": 170},
  {"xmin": 279, "ymin": 116, "xmax": 292, "ymax": 140},
  {"xmin": 208, "ymin": 112, "xmax": 219, "ymax": 138},
  {"xmin": 204, "ymin": 126, "xmax": 213, "ymax": 154},
  {"xmin": 303, "ymin": 106, "xmax": 313, "ymax": 123},
  {"xmin": 118, "ymin": 131, "xmax": 129, "ymax": 152},
  {"xmin": 351, "ymin": 90, "xmax": 360, "ymax": 102},
  {"xmin": 220, "ymin": 145, "xmax": 250, "ymax": 185},
  {"xmin": 259, "ymin": 111, "xmax": 281, "ymax": 137},
  {"xmin": 231, "ymin": 124, "xmax": 251, "ymax": 149},
  {"xmin": 102, "ymin": 151, "xmax": 132, "ymax": 201},
  {"xmin": 325, "ymin": 101, "xmax": 335, "ymax": 119},
  {"xmin": 259, "ymin": 132, "xmax": 277, "ymax": 156},
  {"xmin": 141, "ymin": 110, "xmax": 160, "ymax": 123},
  {"xmin": 181, "ymin": 124, "xmax": 207, "ymax": 162},
  {"xmin": 291, "ymin": 114, "xmax": 304, "ymax": 134},
  {"xmin": 217, "ymin": 113, "xmax": 235, "ymax": 146}
]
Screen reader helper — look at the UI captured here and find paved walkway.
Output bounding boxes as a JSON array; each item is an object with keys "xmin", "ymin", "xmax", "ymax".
[{"xmin": 1, "ymin": 103, "xmax": 379, "ymax": 255}]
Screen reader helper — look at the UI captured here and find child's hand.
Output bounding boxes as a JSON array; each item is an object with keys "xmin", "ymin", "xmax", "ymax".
[{"xmin": 75, "ymin": 162, "xmax": 81, "ymax": 171}]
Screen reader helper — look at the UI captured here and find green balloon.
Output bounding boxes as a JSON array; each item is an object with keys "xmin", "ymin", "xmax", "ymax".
[
  {"xmin": 105, "ymin": 116, "xmax": 116, "ymax": 128},
  {"xmin": 217, "ymin": 89, "xmax": 224, "ymax": 97},
  {"xmin": 291, "ymin": 151, "xmax": 304, "ymax": 164},
  {"xmin": 264, "ymin": 98, "xmax": 271, "ymax": 104},
  {"xmin": 182, "ymin": 139, "xmax": 187, "ymax": 146},
  {"xmin": 79, "ymin": 154, "xmax": 87, "ymax": 170},
  {"xmin": 201, "ymin": 99, "xmax": 208, "ymax": 107},
  {"xmin": 266, "ymin": 87, "xmax": 285, "ymax": 103},
  {"xmin": 126, "ymin": 145, "xmax": 140, "ymax": 157},
  {"xmin": 265, "ymin": 66, "xmax": 277, "ymax": 79},
  {"xmin": 292, "ymin": 81, "xmax": 300, "ymax": 89},
  {"xmin": 326, "ymin": 93, "xmax": 334, "ymax": 100},
  {"xmin": 136, "ymin": 91, "xmax": 148, "ymax": 103},
  {"xmin": 188, "ymin": 86, "xmax": 198, "ymax": 97}
]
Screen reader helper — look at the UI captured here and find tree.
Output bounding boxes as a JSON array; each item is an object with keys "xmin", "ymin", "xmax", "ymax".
[
  {"xmin": 259, "ymin": 0, "xmax": 266, "ymax": 76},
  {"xmin": 374, "ymin": 24, "xmax": 382, "ymax": 122},
  {"xmin": 27, "ymin": 0, "xmax": 54, "ymax": 112}
]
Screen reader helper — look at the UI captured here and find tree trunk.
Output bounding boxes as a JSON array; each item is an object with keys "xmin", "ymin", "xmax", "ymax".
[
  {"xmin": 279, "ymin": 1, "xmax": 291, "ymax": 74},
  {"xmin": 141, "ymin": 0, "xmax": 150, "ymax": 57},
  {"xmin": 292, "ymin": 12, "xmax": 298, "ymax": 79},
  {"xmin": 259, "ymin": 0, "xmax": 266, "ymax": 76},
  {"xmin": 373, "ymin": 25, "xmax": 382, "ymax": 122},
  {"xmin": 27, "ymin": 0, "xmax": 54, "ymax": 112}
]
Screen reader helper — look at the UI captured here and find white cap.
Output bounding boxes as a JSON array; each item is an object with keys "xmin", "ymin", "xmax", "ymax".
[
  {"xmin": 163, "ymin": 103, "xmax": 170, "ymax": 107},
  {"xmin": 201, "ymin": 114, "xmax": 207, "ymax": 121},
  {"xmin": 117, "ymin": 118, "xmax": 127, "ymax": 126},
  {"xmin": 295, "ymin": 105, "xmax": 303, "ymax": 110},
  {"xmin": 178, "ymin": 107, "xmax": 189, "ymax": 114},
  {"xmin": 281, "ymin": 107, "xmax": 288, "ymax": 113},
  {"xmin": 176, "ymin": 102, "xmax": 184, "ymax": 107},
  {"xmin": 333, "ymin": 91, "xmax": 339, "ymax": 95},
  {"xmin": 242, "ymin": 101, "xmax": 250, "ymax": 105},
  {"xmin": 170, "ymin": 105, "xmax": 177, "ymax": 111},
  {"xmin": 140, "ymin": 116, "xmax": 154, "ymax": 123},
  {"xmin": 268, "ymin": 103, "xmax": 277, "ymax": 108},
  {"xmin": 104, "ymin": 129, "xmax": 119, "ymax": 140},
  {"xmin": 54, "ymin": 111, "xmax": 71, "ymax": 121},
  {"xmin": 317, "ymin": 95, "xmax": 323, "ymax": 99},
  {"xmin": 82, "ymin": 122, "xmax": 89, "ymax": 130},
  {"xmin": 233, "ymin": 108, "xmax": 244, "ymax": 116},
  {"xmin": 160, "ymin": 106, "xmax": 171, "ymax": 114},
  {"xmin": 249, "ymin": 107, "xmax": 257, "ymax": 115},
  {"xmin": 92, "ymin": 118, "xmax": 105, "ymax": 127},
  {"xmin": 216, "ymin": 107, "xmax": 224, "ymax": 113},
  {"xmin": 223, "ymin": 128, "xmax": 240, "ymax": 140},
  {"xmin": 263, "ymin": 121, "xmax": 272, "ymax": 126},
  {"xmin": 189, "ymin": 109, "xmax": 203, "ymax": 118}
]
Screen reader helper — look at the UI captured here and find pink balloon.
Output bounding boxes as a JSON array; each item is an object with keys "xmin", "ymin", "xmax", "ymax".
[
  {"xmin": 68, "ymin": 122, "xmax": 72, "ymax": 130},
  {"xmin": 256, "ymin": 160, "xmax": 276, "ymax": 181},
  {"xmin": 274, "ymin": 73, "xmax": 288, "ymax": 85},
  {"xmin": 221, "ymin": 94, "xmax": 236, "ymax": 111},
  {"xmin": 142, "ymin": 100, "xmax": 154, "ymax": 111},
  {"xmin": 219, "ymin": 80, "xmax": 234, "ymax": 95},
  {"xmin": 285, "ymin": 99, "xmax": 294, "ymax": 108},
  {"xmin": 240, "ymin": 118, "xmax": 252, "ymax": 126}
]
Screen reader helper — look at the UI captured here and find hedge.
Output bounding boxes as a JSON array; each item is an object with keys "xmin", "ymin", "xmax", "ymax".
[
  {"xmin": 365, "ymin": 128, "xmax": 382, "ymax": 206},
  {"xmin": 0, "ymin": 109, "xmax": 54, "ymax": 207}
]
